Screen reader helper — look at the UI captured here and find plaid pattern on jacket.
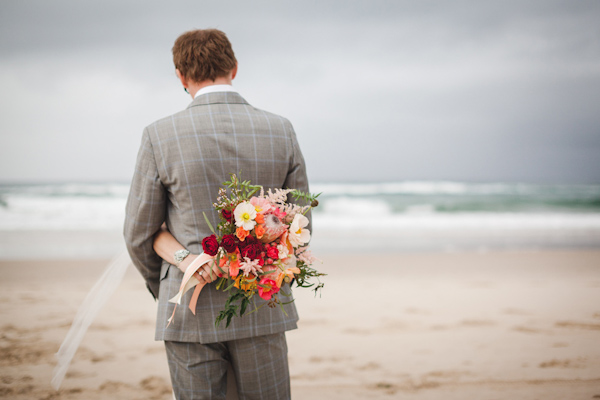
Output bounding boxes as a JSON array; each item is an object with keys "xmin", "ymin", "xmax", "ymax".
[{"xmin": 124, "ymin": 91, "xmax": 308, "ymax": 343}]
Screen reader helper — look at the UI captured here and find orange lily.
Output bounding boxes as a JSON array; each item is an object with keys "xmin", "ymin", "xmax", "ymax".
[
  {"xmin": 276, "ymin": 266, "xmax": 300, "ymax": 288},
  {"xmin": 228, "ymin": 250, "xmax": 241, "ymax": 277},
  {"xmin": 279, "ymin": 230, "xmax": 294, "ymax": 254},
  {"xmin": 234, "ymin": 275, "xmax": 256, "ymax": 292}
]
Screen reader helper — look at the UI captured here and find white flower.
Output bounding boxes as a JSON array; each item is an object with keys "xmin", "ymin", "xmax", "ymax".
[
  {"xmin": 277, "ymin": 243, "xmax": 289, "ymax": 260},
  {"xmin": 234, "ymin": 201, "xmax": 257, "ymax": 231},
  {"xmin": 288, "ymin": 214, "xmax": 310, "ymax": 248}
]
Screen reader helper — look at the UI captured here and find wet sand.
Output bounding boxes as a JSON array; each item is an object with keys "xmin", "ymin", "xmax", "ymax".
[{"xmin": 1, "ymin": 250, "xmax": 599, "ymax": 399}]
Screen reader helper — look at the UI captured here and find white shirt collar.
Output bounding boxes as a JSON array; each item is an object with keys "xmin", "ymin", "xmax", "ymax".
[{"xmin": 194, "ymin": 84, "xmax": 238, "ymax": 98}]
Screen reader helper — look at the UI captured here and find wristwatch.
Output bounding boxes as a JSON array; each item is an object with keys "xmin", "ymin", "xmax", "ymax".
[{"xmin": 174, "ymin": 249, "xmax": 190, "ymax": 266}]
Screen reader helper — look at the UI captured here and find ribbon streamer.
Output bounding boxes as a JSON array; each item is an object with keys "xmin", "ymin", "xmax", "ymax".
[{"xmin": 167, "ymin": 253, "xmax": 214, "ymax": 326}]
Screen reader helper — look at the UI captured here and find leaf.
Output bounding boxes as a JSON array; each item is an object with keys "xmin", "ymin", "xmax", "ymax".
[
  {"xmin": 245, "ymin": 301, "xmax": 267, "ymax": 316},
  {"xmin": 240, "ymin": 298, "xmax": 248, "ymax": 316},
  {"xmin": 216, "ymin": 277, "xmax": 226, "ymax": 290},
  {"xmin": 278, "ymin": 301, "xmax": 289, "ymax": 316},
  {"xmin": 257, "ymin": 283, "xmax": 270, "ymax": 289},
  {"xmin": 215, "ymin": 313, "xmax": 225, "ymax": 327},
  {"xmin": 203, "ymin": 212, "xmax": 216, "ymax": 235},
  {"xmin": 223, "ymin": 280, "xmax": 237, "ymax": 292}
]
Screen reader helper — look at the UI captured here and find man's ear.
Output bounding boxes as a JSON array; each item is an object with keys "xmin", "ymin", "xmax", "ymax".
[
  {"xmin": 231, "ymin": 63, "xmax": 238, "ymax": 80},
  {"xmin": 175, "ymin": 69, "xmax": 187, "ymax": 88}
]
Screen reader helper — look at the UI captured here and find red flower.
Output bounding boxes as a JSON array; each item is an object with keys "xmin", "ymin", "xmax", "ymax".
[
  {"xmin": 241, "ymin": 235, "xmax": 258, "ymax": 247},
  {"xmin": 221, "ymin": 209, "xmax": 232, "ymax": 221},
  {"xmin": 241, "ymin": 245, "xmax": 259, "ymax": 260},
  {"xmin": 266, "ymin": 246, "xmax": 279, "ymax": 260},
  {"xmin": 202, "ymin": 234, "xmax": 219, "ymax": 256},
  {"xmin": 258, "ymin": 278, "xmax": 280, "ymax": 300},
  {"xmin": 220, "ymin": 234, "xmax": 237, "ymax": 253}
]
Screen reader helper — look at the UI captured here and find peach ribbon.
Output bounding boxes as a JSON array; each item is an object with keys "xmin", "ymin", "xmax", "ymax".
[{"xmin": 166, "ymin": 253, "xmax": 214, "ymax": 327}]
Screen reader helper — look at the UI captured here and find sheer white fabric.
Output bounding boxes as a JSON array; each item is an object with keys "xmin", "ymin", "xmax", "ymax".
[{"xmin": 51, "ymin": 250, "xmax": 132, "ymax": 390}]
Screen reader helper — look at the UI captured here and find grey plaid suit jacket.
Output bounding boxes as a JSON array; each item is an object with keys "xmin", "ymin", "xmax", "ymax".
[{"xmin": 124, "ymin": 91, "xmax": 308, "ymax": 343}]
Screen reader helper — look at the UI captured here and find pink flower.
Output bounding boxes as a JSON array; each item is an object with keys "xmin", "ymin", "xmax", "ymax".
[
  {"xmin": 239, "ymin": 257, "xmax": 263, "ymax": 277},
  {"xmin": 261, "ymin": 265, "xmax": 279, "ymax": 280},
  {"xmin": 270, "ymin": 208, "xmax": 287, "ymax": 220},
  {"xmin": 259, "ymin": 213, "xmax": 287, "ymax": 243},
  {"xmin": 258, "ymin": 278, "xmax": 280, "ymax": 300},
  {"xmin": 295, "ymin": 246, "xmax": 317, "ymax": 265},
  {"xmin": 250, "ymin": 197, "xmax": 273, "ymax": 213}
]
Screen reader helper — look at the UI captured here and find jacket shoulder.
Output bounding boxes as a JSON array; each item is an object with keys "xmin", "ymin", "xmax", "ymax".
[
  {"xmin": 248, "ymin": 106, "xmax": 295, "ymax": 133},
  {"xmin": 143, "ymin": 108, "xmax": 191, "ymax": 138}
]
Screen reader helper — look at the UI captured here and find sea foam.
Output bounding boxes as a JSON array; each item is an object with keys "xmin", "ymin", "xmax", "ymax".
[{"xmin": 1, "ymin": 182, "xmax": 599, "ymax": 256}]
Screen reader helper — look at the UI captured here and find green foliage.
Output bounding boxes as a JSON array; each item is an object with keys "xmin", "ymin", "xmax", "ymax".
[
  {"xmin": 294, "ymin": 261, "xmax": 326, "ymax": 297},
  {"xmin": 203, "ymin": 212, "xmax": 216, "ymax": 235},
  {"xmin": 290, "ymin": 189, "xmax": 321, "ymax": 206},
  {"xmin": 215, "ymin": 290, "xmax": 252, "ymax": 328},
  {"xmin": 222, "ymin": 173, "xmax": 262, "ymax": 204}
]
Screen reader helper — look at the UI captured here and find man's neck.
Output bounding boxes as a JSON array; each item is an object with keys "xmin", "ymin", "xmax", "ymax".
[{"xmin": 188, "ymin": 76, "xmax": 233, "ymax": 99}]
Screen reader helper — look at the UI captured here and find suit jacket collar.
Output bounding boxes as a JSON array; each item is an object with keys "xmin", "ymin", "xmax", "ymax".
[{"xmin": 187, "ymin": 91, "xmax": 250, "ymax": 109}]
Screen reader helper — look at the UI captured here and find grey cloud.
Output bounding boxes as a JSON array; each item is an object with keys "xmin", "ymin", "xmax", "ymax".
[{"xmin": 0, "ymin": 0, "xmax": 599, "ymax": 183}]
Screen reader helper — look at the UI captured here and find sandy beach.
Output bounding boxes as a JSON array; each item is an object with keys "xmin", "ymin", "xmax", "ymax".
[{"xmin": 1, "ymin": 250, "xmax": 600, "ymax": 399}]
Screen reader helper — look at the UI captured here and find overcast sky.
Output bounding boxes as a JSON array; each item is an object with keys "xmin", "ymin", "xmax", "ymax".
[{"xmin": 1, "ymin": 0, "xmax": 599, "ymax": 184}]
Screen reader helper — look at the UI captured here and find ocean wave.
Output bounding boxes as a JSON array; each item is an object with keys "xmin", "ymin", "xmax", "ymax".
[
  {"xmin": 2, "ymin": 196, "xmax": 599, "ymax": 233},
  {"xmin": 0, "ymin": 183, "xmax": 129, "ymax": 198},
  {"xmin": 313, "ymin": 212, "xmax": 600, "ymax": 231},
  {"xmin": 2, "ymin": 181, "xmax": 599, "ymax": 198},
  {"xmin": 1, "ymin": 182, "xmax": 599, "ymax": 233},
  {"xmin": 311, "ymin": 181, "xmax": 600, "ymax": 197},
  {"xmin": 0, "ymin": 196, "xmax": 127, "ymax": 230}
]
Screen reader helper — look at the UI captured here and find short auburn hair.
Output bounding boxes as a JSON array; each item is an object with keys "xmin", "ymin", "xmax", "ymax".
[{"xmin": 172, "ymin": 29, "xmax": 237, "ymax": 83}]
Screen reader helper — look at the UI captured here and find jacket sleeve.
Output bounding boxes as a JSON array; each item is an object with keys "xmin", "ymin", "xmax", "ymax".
[
  {"xmin": 283, "ymin": 121, "xmax": 312, "ymax": 232},
  {"xmin": 123, "ymin": 128, "xmax": 167, "ymax": 299}
]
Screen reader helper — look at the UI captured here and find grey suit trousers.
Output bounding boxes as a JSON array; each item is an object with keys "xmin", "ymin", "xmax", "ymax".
[{"xmin": 165, "ymin": 332, "xmax": 290, "ymax": 400}]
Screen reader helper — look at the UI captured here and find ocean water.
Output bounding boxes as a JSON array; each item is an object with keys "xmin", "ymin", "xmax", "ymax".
[{"xmin": 1, "ymin": 181, "xmax": 599, "ymax": 258}]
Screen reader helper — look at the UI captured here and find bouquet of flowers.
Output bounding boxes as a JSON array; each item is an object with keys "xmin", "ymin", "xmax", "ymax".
[{"xmin": 168, "ymin": 174, "xmax": 324, "ymax": 328}]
